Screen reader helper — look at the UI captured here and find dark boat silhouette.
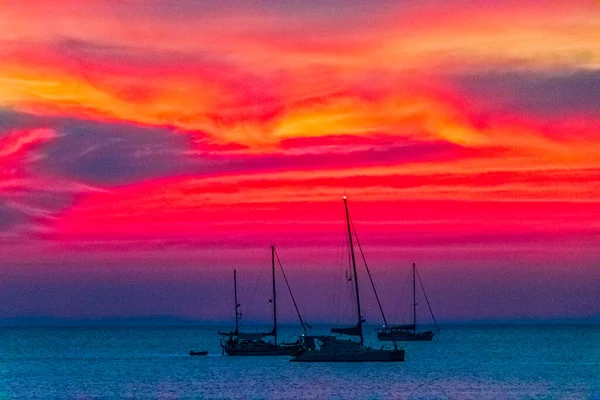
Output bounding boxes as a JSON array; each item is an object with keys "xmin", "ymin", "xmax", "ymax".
[
  {"xmin": 219, "ymin": 246, "xmax": 308, "ymax": 356},
  {"xmin": 377, "ymin": 262, "xmax": 439, "ymax": 341},
  {"xmin": 291, "ymin": 196, "xmax": 405, "ymax": 362},
  {"xmin": 189, "ymin": 350, "xmax": 208, "ymax": 356}
]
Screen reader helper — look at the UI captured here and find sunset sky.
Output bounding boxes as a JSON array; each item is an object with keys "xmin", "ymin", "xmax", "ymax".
[{"xmin": 1, "ymin": 0, "xmax": 599, "ymax": 325}]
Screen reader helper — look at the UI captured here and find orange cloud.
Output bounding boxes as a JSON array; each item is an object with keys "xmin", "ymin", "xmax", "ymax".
[{"xmin": 0, "ymin": 0, "xmax": 598, "ymax": 249}]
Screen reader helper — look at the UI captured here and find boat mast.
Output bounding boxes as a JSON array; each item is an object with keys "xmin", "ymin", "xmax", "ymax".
[
  {"xmin": 234, "ymin": 269, "xmax": 239, "ymax": 335},
  {"xmin": 413, "ymin": 262, "xmax": 417, "ymax": 334},
  {"xmin": 271, "ymin": 245, "xmax": 277, "ymax": 345},
  {"xmin": 344, "ymin": 196, "xmax": 364, "ymax": 345}
]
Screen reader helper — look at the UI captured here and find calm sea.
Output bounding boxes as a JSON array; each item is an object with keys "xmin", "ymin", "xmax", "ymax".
[{"xmin": 1, "ymin": 324, "xmax": 599, "ymax": 399}]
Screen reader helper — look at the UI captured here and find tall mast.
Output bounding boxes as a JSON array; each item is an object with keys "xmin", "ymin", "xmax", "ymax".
[
  {"xmin": 413, "ymin": 262, "xmax": 417, "ymax": 334},
  {"xmin": 271, "ymin": 245, "xmax": 277, "ymax": 345},
  {"xmin": 234, "ymin": 269, "xmax": 239, "ymax": 335},
  {"xmin": 344, "ymin": 196, "xmax": 364, "ymax": 345}
]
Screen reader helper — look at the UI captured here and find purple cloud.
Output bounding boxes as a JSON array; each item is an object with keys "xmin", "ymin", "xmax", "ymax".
[{"xmin": 453, "ymin": 69, "xmax": 600, "ymax": 117}]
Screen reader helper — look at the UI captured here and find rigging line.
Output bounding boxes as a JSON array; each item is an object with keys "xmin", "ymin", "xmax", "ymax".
[
  {"xmin": 400, "ymin": 269, "xmax": 412, "ymax": 323},
  {"xmin": 346, "ymin": 278, "xmax": 356, "ymax": 325},
  {"xmin": 274, "ymin": 249, "xmax": 308, "ymax": 334},
  {"xmin": 388, "ymin": 270, "xmax": 400, "ymax": 323},
  {"xmin": 344, "ymin": 229, "xmax": 355, "ymax": 326},
  {"xmin": 245, "ymin": 251, "xmax": 268, "ymax": 323},
  {"xmin": 391, "ymin": 269, "xmax": 410, "ymax": 323},
  {"xmin": 335, "ymin": 222, "xmax": 348, "ymax": 326},
  {"xmin": 416, "ymin": 268, "xmax": 439, "ymax": 330},
  {"xmin": 349, "ymin": 215, "xmax": 388, "ymax": 327}
]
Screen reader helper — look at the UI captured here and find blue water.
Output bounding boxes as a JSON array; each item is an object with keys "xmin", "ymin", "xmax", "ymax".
[{"xmin": 1, "ymin": 325, "xmax": 599, "ymax": 399}]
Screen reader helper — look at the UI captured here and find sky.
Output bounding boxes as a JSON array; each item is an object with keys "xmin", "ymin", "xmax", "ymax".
[{"xmin": 1, "ymin": 0, "xmax": 599, "ymax": 325}]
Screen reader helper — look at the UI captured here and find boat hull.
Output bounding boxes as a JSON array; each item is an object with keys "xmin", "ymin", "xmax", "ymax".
[{"xmin": 377, "ymin": 330, "xmax": 435, "ymax": 342}]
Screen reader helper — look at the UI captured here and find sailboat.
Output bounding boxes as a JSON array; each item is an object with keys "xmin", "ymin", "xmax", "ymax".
[
  {"xmin": 219, "ymin": 245, "xmax": 307, "ymax": 356},
  {"xmin": 377, "ymin": 262, "xmax": 439, "ymax": 341},
  {"xmin": 291, "ymin": 196, "xmax": 405, "ymax": 362}
]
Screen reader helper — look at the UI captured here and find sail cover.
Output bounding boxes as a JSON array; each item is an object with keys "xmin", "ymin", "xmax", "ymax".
[{"xmin": 331, "ymin": 322, "xmax": 362, "ymax": 336}]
